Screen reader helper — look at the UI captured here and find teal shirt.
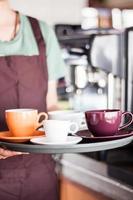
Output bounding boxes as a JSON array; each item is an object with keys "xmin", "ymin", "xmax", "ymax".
[{"xmin": 0, "ymin": 14, "xmax": 66, "ymax": 80}]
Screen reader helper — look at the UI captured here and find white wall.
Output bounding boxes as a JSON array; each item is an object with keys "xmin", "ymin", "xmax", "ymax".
[{"xmin": 10, "ymin": 0, "xmax": 87, "ymax": 25}]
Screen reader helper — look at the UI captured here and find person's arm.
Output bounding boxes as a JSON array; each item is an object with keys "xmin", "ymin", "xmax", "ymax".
[{"xmin": 46, "ymin": 80, "xmax": 59, "ymax": 111}]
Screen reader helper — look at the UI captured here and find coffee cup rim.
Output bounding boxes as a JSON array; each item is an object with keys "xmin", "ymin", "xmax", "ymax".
[
  {"xmin": 48, "ymin": 110, "xmax": 82, "ymax": 114},
  {"xmin": 44, "ymin": 119, "xmax": 71, "ymax": 124},
  {"xmin": 85, "ymin": 109, "xmax": 121, "ymax": 113},
  {"xmin": 5, "ymin": 108, "xmax": 37, "ymax": 113}
]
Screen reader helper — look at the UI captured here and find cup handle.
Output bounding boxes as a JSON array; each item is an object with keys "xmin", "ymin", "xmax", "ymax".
[
  {"xmin": 118, "ymin": 112, "xmax": 133, "ymax": 131},
  {"xmin": 36, "ymin": 112, "xmax": 48, "ymax": 129},
  {"xmin": 68, "ymin": 122, "xmax": 79, "ymax": 135}
]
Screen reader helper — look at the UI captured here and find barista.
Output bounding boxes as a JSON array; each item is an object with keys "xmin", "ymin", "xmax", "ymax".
[{"xmin": 0, "ymin": 1, "xmax": 65, "ymax": 199}]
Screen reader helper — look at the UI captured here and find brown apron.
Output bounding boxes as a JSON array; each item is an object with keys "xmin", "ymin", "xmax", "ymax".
[{"xmin": 0, "ymin": 17, "xmax": 59, "ymax": 200}]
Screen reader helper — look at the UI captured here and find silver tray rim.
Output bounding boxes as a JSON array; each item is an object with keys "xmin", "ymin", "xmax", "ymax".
[{"xmin": 0, "ymin": 135, "xmax": 133, "ymax": 154}]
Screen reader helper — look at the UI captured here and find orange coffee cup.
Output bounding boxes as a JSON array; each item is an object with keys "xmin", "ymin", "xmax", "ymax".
[{"xmin": 5, "ymin": 109, "xmax": 48, "ymax": 137}]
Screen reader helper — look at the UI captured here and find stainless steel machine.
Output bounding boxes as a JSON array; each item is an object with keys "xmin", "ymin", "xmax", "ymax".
[
  {"xmin": 55, "ymin": 25, "xmax": 125, "ymax": 111},
  {"xmin": 124, "ymin": 27, "xmax": 133, "ymax": 113}
]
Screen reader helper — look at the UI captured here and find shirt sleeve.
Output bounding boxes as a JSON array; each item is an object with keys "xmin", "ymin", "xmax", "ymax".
[{"xmin": 39, "ymin": 21, "xmax": 66, "ymax": 81}]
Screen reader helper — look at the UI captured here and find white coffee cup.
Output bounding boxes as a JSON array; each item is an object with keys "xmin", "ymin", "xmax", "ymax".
[
  {"xmin": 48, "ymin": 110, "xmax": 87, "ymax": 130},
  {"xmin": 43, "ymin": 120, "xmax": 79, "ymax": 143}
]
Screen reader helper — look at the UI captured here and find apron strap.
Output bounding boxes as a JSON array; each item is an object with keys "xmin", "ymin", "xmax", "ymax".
[{"xmin": 28, "ymin": 17, "xmax": 46, "ymax": 55}]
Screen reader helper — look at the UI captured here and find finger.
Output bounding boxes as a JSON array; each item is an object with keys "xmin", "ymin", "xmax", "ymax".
[
  {"xmin": 0, "ymin": 148, "xmax": 30, "ymax": 158},
  {"xmin": 0, "ymin": 148, "xmax": 22, "ymax": 157},
  {"xmin": 0, "ymin": 155, "xmax": 7, "ymax": 159}
]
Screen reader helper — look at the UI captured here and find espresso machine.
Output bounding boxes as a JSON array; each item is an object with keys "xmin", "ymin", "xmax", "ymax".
[{"xmin": 55, "ymin": 25, "xmax": 124, "ymax": 112}]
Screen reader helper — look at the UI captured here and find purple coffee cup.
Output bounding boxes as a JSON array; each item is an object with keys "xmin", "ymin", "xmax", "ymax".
[{"xmin": 85, "ymin": 109, "xmax": 133, "ymax": 137}]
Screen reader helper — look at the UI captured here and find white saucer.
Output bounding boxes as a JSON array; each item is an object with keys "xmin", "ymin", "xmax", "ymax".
[{"xmin": 30, "ymin": 136, "xmax": 82, "ymax": 146}]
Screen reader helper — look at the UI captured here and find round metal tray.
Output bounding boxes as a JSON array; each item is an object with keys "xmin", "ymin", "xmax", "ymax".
[{"xmin": 0, "ymin": 136, "xmax": 133, "ymax": 154}]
